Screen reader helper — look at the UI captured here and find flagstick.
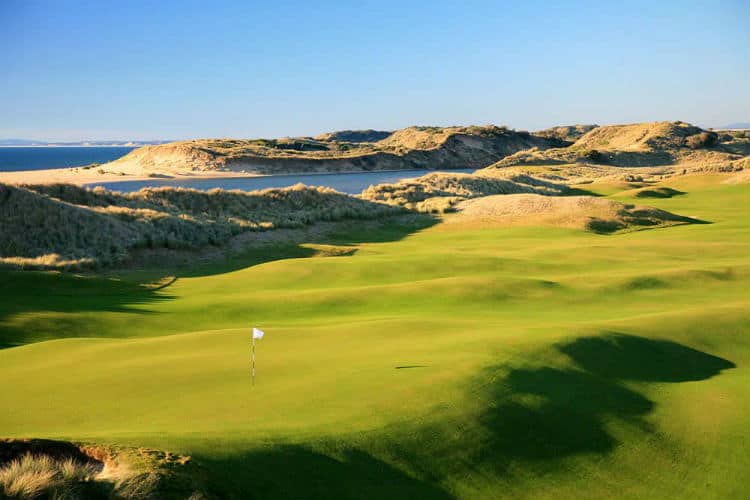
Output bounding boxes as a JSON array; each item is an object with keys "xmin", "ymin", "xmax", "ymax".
[{"xmin": 251, "ymin": 336, "xmax": 256, "ymax": 387}]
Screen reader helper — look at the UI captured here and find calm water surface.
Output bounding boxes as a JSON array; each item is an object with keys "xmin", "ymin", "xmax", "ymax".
[
  {"xmin": 0, "ymin": 147, "xmax": 136, "ymax": 171},
  {"xmin": 0, "ymin": 147, "xmax": 475, "ymax": 194},
  {"xmin": 89, "ymin": 169, "xmax": 476, "ymax": 195}
]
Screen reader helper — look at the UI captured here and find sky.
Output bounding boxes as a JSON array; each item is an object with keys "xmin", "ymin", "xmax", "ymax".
[{"xmin": 1, "ymin": 0, "xmax": 748, "ymax": 141}]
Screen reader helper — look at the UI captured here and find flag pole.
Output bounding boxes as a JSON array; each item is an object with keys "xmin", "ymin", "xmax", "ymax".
[{"xmin": 251, "ymin": 335, "xmax": 256, "ymax": 387}]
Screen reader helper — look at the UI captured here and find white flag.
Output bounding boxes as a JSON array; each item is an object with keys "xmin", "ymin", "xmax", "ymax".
[{"xmin": 252, "ymin": 327, "xmax": 265, "ymax": 340}]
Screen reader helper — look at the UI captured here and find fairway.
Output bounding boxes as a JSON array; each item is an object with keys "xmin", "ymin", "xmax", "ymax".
[{"xmin": 1, "ymin": 175, "xmax": 749, "ymax": 499}]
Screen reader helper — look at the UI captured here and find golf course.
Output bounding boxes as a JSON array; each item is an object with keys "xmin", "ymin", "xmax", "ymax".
[
  {"xmin": 3, "ymin": 1, "xmax": 749, "ymax": 497},
  {"xmin": 1, "ymin": 171, "xmax": 748, "ymax": 498}
]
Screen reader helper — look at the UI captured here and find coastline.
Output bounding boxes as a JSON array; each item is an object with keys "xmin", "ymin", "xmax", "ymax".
[
  {"xmin": 0, "ymin": 144, "xmax": 162, "ymax": 148},
  {"xmin": 0, "ymin": 167, "xmax": 263, "ymax": 186},
  {"xmin": 0, "ymin": 166, "xmax": 467, "ymax": 188}
]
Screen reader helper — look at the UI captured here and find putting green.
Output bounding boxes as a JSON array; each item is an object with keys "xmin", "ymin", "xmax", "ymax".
[{"xmin": 1, "ymin": 174, "xmax": 748, "ymax": 499}]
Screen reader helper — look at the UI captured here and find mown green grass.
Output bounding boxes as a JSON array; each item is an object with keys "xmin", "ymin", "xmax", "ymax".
[{"xmin": 1, "ymin": 174, "xmax": 748, "ymax": 499}]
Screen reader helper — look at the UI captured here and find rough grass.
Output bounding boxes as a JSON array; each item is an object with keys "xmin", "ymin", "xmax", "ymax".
[
  {"xmin": 0, "ymin": 183, "xmax": 401, "ymax": 269},
  {"xmin": 571, "ymin": 121, "xmax": 704, "ymax": 151},
  {"xmin": 313, "ymin": 129, "xmax": 392, "ymax": 143},
  {"xmin": 485, "ymin": 121, "xmax": 750, "ymax": 170},
  {"xmin": 0, "ymin": 453, "xmax": 100, "ymax": 499},
  {"xmin": 450, "ymin": 194, "xmax": 701, "ymax": 233},
  {"xmin": 0, "ymin": 440, "xmax": 209, "ymax": 499},
  {"xmin": 534, "ymin": 124, "xmax": 598, "ymax": 143},
  {"xmin": 359, "ymin": 172, "xmax": 569, "ymax": 212},
  {"xmin": 101, "ymin": 125, "xmax": 565, "ymax": 176}
]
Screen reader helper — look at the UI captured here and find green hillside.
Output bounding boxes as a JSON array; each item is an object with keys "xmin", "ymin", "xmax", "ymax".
[{"xmin": 1, "ymin": 173, "xmax": 748, "ymax": 499}]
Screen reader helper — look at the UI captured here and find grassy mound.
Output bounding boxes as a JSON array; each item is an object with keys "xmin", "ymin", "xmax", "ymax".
[
  {"xmin": 360, "ymin": 172, "xmax": 569, "ymax": 212},
  {"xmin": 485, "ymin": 121, "xmax": 750, "ymax": 170},
  {"xmin": 451, "ymin": 193, "xmax": 701, "ymax": 233},
  {"xmin": 534, "ymin": 124, "xmax": 598, "ymax": 143},
  {"xmin": 0, "ymin": 183, "xmax": 399, "ymax": 269},
  {"xmin": 313, "ymin": 129, "xmax": 392, "ymax": 143},
  {"xmin": 0, "ymin": 439, "xmax": 209, "ymax": 499},
  {"xmin": 572, "ymin": 121, "xmax": 704, "ymax": 151}
]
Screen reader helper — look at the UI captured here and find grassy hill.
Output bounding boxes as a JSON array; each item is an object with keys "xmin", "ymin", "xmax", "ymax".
[
  {"xmin": 534, "ymin": 124, "xmax": 598, "ymax": 143},
  {"xmin": 1, "ymin": 171, "xmax": 748, "ymax": 498},
  {"xmin": 99, "ymin": 125, "xmax": 564, "ymax": 177},
  {"xmin": 359, "ymin": 171, "xmax": 571, "ymax": 212},
  {"xmin": 0, "ymin": 183, "xmax": 400, "ymax": 269},
  {"xmin": 449, "ymin": 193, "xmax": 702, "ymax": 233},
  {"xmin": 313, "ymin": 129, "xmax": 393, "ymax": 143},
  {"xmin": 2, "ymin": 166, "xmax": 702, "ymax": 271},
  {"xmin": 485, "ymin": 121, "xmax": 750, "ymax": 170},
  {"xmin": 102, "ymin": 121, "xmax": 750, "ymax": 180}
]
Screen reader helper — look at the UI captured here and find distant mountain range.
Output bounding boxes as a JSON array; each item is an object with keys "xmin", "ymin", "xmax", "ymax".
[{"xmin": 0, "ymin": 139, "xmax": 170, "ymax": 147}]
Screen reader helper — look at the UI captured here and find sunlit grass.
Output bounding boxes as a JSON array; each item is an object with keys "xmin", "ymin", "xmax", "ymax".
[{"xmin": 0, "ymin": 173, "xmax": 748, "ymax": 498}]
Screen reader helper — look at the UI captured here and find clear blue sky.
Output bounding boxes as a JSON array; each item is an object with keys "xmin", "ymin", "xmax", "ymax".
[{"xmin": 1, "ymin": 0, "xmax": 748, "ymax": 141}]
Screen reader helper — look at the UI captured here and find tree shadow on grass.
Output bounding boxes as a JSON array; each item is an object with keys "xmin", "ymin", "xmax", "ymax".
[
  {"xmin": 458, "ymin": 333, "xmax": 735, "ymax": 471},
  {"xmin": 195, "ymin": 334, "xmax": 734, "ymax": 499},
  {"xmin": 558, "ymin": 333, "xmax": 734, "ymax": 382}
]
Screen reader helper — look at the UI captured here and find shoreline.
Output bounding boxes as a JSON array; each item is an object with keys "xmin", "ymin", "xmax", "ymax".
[
  {"xmin": 0, "ymin": 166, "xmax": 474, "ymax": 188},
  {"xmin": 0, "ymin": 168, "xmax": 263, "ymax": 186},
  {"xmin": 0, "ymin": 144, "xmax": 159, "ymax": 148}
]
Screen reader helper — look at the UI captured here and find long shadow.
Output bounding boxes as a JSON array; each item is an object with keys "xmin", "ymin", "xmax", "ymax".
[
  {"xmin": 198, "ymin": 446, "xmax": 454, "ymax": 500},
  {"xmin": 558, "ymin": 333, "xmax": 734, "ymax": 382},
  {"xmin": 0, "ymin": 213, "xmax": 437, "ymax": 348},
  {"xmin": 635, "ymin": 187, "xmax": 686, "ymax": 199},
  {"xmin": 0, "ymin": 270, "xmax": 174, "ymax": 349},
  {"xmin": 438, "ymin": 333, "xmax": 734, "ymax": 472},
  {"xmin": 194, "ymin": 334, "xmax": 734, "ymax": 498},
  {"xmin": 117, "ymin": 213, "xmax": 439, "ymax": 279}
]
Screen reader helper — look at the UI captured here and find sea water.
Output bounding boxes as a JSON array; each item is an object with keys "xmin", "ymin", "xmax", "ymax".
[
  {"xmin": 0, "ymin": 147, "xmax": 475, "ymax": 195},
  {"xmin": 0, "ymin": 146, "xmax": 136, "ymax": 171}
]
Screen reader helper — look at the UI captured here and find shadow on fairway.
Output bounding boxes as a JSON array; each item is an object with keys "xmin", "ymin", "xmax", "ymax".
[
  {"xmin": 463, "ymin": 333, "xmax": 735, "ymax": 466},
  {"xmin": 0, "ymin": 270, "xmax": 174, "ymax": 349},
  {"xmin": 130, "ymin": 213, "xmax": 439, "ymax": 279},
  {"xmin": 0, "ymin": 214, "xmax": 438, "ymax": 348},
  {"xmin": 200, "ymin": 446, "xmax": 454, "ymax": 500},
  {"xmin": 635, "ymin": 187, "xmax": 686, "ymax": 198},
  {"xmin": 199, "ymin": 334, "xmax": 734, "ymax": 499}
]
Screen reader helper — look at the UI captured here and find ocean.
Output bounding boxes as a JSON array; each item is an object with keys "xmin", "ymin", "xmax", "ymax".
[
  {"xmin": 0, "ymin": 146, "xmax": 474, "ymax": 194},
  {"xmin": 0, "ymin": 146, "xmax": 136, "ymax": 171},
  {"xmin": 88, "ymin": 168, "xmax": 476, "ymax": 195}
]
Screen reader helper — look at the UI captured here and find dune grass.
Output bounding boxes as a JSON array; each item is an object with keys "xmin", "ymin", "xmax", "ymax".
[
  {"xmin": 0, "ymin": 453, "xmax": 101, "ymax": 499},
  {"xmin": 0, "ymin": 183, "xmax": 401, "ymax": 269},
  {"xmin": 0, "ymin": 440, "xmax": 208, "ymax": 499},
  {"xmin": 0, "ymin": 173, "xmax": 748, "ymax": 498}
]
